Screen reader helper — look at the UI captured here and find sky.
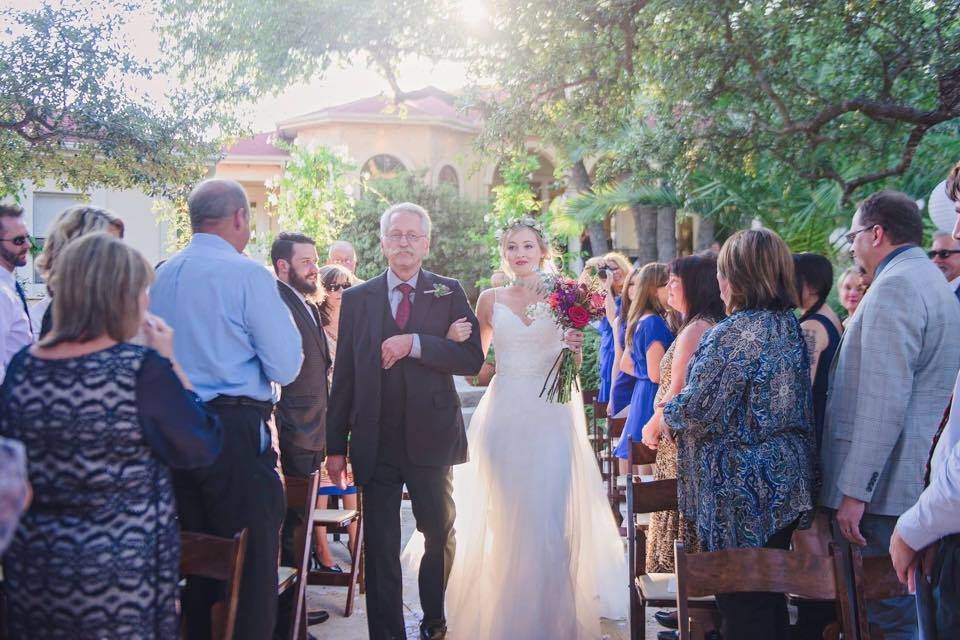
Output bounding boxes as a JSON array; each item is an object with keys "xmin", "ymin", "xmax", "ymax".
[
  {"xmin": 5, "ymin": 0, "xmax": 475, "ymax": 135},
  {"xmin": 245, "ymin": 58, "xmax": 474, "ymax": 132}
]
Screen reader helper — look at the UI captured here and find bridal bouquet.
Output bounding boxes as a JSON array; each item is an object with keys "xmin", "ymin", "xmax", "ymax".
[{"xmin": 527, "ymin": 275, "xmax": 607, "ymax": 404}]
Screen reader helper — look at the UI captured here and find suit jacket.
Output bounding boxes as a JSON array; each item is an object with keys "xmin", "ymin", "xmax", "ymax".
[
  {"xmin": 820, "ymin": 246, "xmax": 960, "ymax": 515},
  {"xmin": 325, "ymin": 269, "xmax": 484, "ymax": 485},
  {"xmin": 275, "ymin": 281, "xmax": 330, "ymax": 451}
]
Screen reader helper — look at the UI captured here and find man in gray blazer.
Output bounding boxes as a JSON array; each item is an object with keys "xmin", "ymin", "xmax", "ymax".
[{"xmin": 821, "ymin": 190, "xmax": 960, "ymax": 639}]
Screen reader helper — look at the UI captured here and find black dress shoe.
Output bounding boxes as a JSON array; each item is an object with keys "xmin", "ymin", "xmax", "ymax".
[
  {"xmin": 655, "ymin": 610, "xmax": 679, "ymax": 629},
  {"xmin": 307, "ymin": 610, "xmax": 330, "ymax": 625},
  {"xmin": 420, "ymin": 623, "xmax": 447, "ymax": 640}
]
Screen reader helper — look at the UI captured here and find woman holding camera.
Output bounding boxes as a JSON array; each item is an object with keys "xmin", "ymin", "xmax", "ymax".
[{"xmin": 582, "ymin": 252, "xmax": 633, "ymax": 408}]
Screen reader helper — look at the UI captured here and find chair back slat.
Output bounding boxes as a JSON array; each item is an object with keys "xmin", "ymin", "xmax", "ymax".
[
  {"xmin": 676, "ymin": 543, "xmax": 838, "ymax": 600},
  {"xmin": 180, "ymin": 529, "xmax": 249, "ymax": 640},
  {"xmin": 854, "ymin": 550, "xmax": 910, "ymax": 602},
  {"xmin": 675, "ymin": 542, "xmax": 857, "ymax": 640},
  {"xmin": 629, "ymin": 477, "xmax": 678, "ymax": 515},
  {"xmin": 608, "ymin": 416, "xmax": 627, "ymax": 438},
  {"xmin": 629, "ymin": 439, "xmax": 657, "ymax": 466}
]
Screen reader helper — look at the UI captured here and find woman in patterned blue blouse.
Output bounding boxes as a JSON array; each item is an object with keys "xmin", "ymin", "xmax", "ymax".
[{"xmin": 663, "ymin": 229, "xmax": 817, "ymax": 640}]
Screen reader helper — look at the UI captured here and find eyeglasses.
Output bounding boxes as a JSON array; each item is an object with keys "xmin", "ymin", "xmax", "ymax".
[
  {"xmin": 325, "ymin": 282, "xmax": 351, "ymax": 292},
  {"xmin": 844, "ymin": 225, "xmax": 876, "ymax": 244},
  {"xmin": 384, "ymin": 232, "xmax": 427, "ymax": 243},
  {"xmin": 0, "ymin": 235, "xmax": 31, "ymax": 247},
  {"xmin": 928, "ymin": 249, "xmax": 960, "ymax": 260}
]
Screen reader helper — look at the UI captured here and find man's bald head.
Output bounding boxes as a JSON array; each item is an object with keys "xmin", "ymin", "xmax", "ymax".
[
  {"xmin": 187, "ymin": 179, "xmax": 251, "ymax": 252},
  {"xmin": 188, "ymin": 179, "xmax": 249, "ymax": 231},
  {"xmin": 328, "ymin": 240, "xmax": 357, "ymax": 273}
]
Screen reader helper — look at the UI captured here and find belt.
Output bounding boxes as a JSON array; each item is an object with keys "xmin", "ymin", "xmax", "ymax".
[
  {"xmin": 208, "ymin": 395, "xmax": 274, "ymax": 420},
  {"xmin": 208, "ymin": 395, "xmax": 274, "ymax": 453}
]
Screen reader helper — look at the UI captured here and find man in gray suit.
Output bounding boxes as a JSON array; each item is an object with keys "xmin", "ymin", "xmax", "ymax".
[{"xmin": 821, "ymin": 190, "xmax": 960, "ymax": 639}]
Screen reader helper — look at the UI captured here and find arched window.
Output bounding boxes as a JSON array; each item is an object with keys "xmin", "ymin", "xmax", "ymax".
[
  {"xmin": 361, "ymin": 154, "xmax": 406, "ymax": 180},
  {"xmin": 437, "ymin": 165, "xmax": 459, "ymax": 192}
]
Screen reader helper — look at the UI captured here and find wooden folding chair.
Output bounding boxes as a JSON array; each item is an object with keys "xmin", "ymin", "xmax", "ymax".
[
  {"xmin": 626, "ymin": 474, "xmax": 711, "ymax": 640},
  {"xmin": 582, "ymin": 389, "xmax": 603, "ymax": 462},
  {"xmin": 604, "ymin": 416, "xmax": 627, "ymax": 504},
  {"xmin": 309, "ymin": 493, "xmax": 365, "ymax": 617},
  {"xmin": 179, "ymin": 529, "xmax": 249, "ymax": 640},
  {"xmin": 279, "ymin": 471, "xmax": 320, "ymax": 640},
  {"xmin": 615, "ymin": 436, "xmax": 657, "ymax": 505},
  {"xmin": 843, "ymin": 549, "xmax": 910, "ymax": 640},
  {"xmin": 674, "ymin": 542, "xmax": 858, "ymax": 640}
]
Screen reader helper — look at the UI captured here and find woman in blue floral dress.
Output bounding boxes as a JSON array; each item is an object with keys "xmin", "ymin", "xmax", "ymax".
[{"xmin": 664, "ymin": 229, "xmax": 816, "ymax": 640}]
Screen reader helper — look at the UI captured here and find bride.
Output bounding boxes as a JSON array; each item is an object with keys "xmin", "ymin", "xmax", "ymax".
[{"xmin": 406, "ymin": 218, "xmax": 627, "ymax": 639}]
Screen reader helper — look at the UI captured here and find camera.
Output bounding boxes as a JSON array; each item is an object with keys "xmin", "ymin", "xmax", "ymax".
[{"xmin": 596, "ymin": 267, "xmax": 609, "ymax": 280}]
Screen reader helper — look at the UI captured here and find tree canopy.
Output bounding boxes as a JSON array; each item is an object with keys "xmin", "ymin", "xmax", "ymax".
[{"xmin": 0, "ymin": 1, "xmax": 221, "ymax": 199}]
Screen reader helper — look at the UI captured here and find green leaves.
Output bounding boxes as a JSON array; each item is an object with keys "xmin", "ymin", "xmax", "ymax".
[{"xmin": 0, "ymin": 1, "xmax": 219, "ymax": 199}]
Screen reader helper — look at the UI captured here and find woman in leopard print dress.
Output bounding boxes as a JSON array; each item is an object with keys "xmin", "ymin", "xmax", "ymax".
[{"xmin": 643, "ymin": 254, "xmax": 725, "ymax": 573}]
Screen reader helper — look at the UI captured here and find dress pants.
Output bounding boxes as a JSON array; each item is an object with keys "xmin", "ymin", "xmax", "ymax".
[
  {"xmin": 715, "ymin": 521, "xmax": 798, "ymax": 640},
  {"xmin": 275, "ymin": 436, "xmax": 325, "ymax": 639},
  {"xmin": 362, "ymin": 456, "xmax": 455, "ymax": 640},
  {"xmin": 832, "ymin": 513, "xmax": 919, "ymax": 640},
  {"xmin": 174, "ymin": 404, "xmax": 286, "ymax": 640}
]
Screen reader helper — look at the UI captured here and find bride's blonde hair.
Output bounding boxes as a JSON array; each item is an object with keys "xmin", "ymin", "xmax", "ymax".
[{"xmin": 497, "ymin": 217, "xmax": 555, "ymax": 278}]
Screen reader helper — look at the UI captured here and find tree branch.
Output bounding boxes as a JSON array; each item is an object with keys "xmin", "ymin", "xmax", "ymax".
[{"xmin": 840, "ymin": 124, "xmax": 928, "ymax": 202}]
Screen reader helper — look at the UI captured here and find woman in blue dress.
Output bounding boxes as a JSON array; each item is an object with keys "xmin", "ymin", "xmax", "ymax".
[
  {"xmin": 609, "ymin": 266, "xmax": 642, "ymax": 417},
  {"xmin": 614, "ymin": 263, "xmax": 672, "ymax": 469},
  {"xmin": 584, "ymin": 252, "xmax": 632, "ymax": 406}
]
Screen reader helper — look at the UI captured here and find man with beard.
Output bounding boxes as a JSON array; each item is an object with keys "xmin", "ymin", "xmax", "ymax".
[
  {"xmin": 271, "ymin": 232, "xmax": 331, "ymax": 635},
  {"xmin": 0, "ymin": 205, "xmax": 33, "ymax": 381}
]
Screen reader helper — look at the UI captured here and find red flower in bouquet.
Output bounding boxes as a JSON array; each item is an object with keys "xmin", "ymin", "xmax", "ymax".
[
  {"xmin": 566, "ymin": 305, "xmax": 591, "ymax": 328},
  {"xmin": 526, "ymin": 274, "xmax": 608, "ymax": 403}
]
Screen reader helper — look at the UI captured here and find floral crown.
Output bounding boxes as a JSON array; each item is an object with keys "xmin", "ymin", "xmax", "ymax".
[{"xmin": 494, "ymin": 216, "xmax": 546, "ymax": 242}]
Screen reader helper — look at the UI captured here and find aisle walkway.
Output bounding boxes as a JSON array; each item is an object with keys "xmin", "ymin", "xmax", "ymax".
[
  {"xmin": 303, "ymin": 499, "xmax": 643, "ymax": 639},
  {"xmin": 302, "ymin": 377, "xmax": 662, "ymax": 639}
]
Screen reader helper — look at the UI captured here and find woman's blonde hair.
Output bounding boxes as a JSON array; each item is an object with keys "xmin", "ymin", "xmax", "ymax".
[
  {"xmin": 625, "ymin": 262, "xmax": 669, "ymax": 351},
  {"xmin": 35, "ymin": 205, "xmax": 125, "ymax": 281},
  {"xmin": 602, "ymin": 252, "xmax": 632, "ymax": 294},
  {"xmin": 498, "ymin": 219, "xmax": 555, "ymax": 277},
  {"xmin": 40, "ymin": 233, "xmax": 151, "ymax": 347},
  {"xmin": 717, "ymin": 229, "xmax": 798, "ymax": 314}
]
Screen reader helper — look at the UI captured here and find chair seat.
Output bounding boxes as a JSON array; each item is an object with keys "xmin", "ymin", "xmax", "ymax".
[
  {"xmin": 636, "ymin": 573, "xmax": 715, "ymax": 604},
  {"xmin": 278, "ymin": 565, "xmax": 298, "ymax": 594},
  {"xmin": 314, "ymin": 508, "xmax": 359, "ymax": 527}
]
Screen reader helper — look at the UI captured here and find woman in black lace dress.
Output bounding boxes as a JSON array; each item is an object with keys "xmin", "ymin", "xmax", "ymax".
[{"xmin": 0, "ymin": 233, "xmax": 222, "ymax": 639}]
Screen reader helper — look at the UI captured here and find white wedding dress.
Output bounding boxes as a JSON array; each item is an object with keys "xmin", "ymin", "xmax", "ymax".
[{"xmin": 405, "ymin": 293, "xmax": 628, "ymax": 639}]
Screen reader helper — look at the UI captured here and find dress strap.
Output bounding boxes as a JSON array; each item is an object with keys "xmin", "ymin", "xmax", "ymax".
[{"xmin": 808, "ymin": 312, "xmax": 841, "ymax": 344}]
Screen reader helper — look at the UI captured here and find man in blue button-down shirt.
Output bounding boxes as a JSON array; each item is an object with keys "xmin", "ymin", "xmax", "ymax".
[{"xmin": 151, "ymin": 179, "xmax": 303, "ymax": 640}]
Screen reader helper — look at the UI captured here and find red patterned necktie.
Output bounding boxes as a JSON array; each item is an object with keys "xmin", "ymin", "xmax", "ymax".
[{"xmin": 395, "ymin": 283, "xmax": 414, "ymax": 330}]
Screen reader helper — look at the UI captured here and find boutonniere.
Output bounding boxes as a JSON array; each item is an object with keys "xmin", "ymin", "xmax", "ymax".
[{"xmin": 429, "ymin": 283, "xmax": 453, "ymax": 298}]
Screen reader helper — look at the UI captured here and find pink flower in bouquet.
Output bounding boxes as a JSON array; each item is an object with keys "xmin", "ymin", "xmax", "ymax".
[
  {"xmin": 567, "ymin": 305, "xmax": 591, "ymax": 328},
  {"xmin": 548, "ymin": 292, "xmax": 561, "ymax": 308},
  {"xmin": 590, "ymin": 292, "xmax": 605, "ymax": 310}
]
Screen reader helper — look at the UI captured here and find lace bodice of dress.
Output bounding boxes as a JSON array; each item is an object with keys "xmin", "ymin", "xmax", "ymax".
[{"xmin": 492, "ymin": 301, "xmax": 564, "ymax": 378}]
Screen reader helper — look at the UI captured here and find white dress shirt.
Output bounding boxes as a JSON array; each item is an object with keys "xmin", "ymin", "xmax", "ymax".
[
  {"xmin": 386, "ymin": 269, "xmax": 422, "ymax": 359},
  {"xmin": 0, "ymin": 268, "xmax": 33, "ymax": 382},
  {"xmin": 279, "ymin": 280, "xmax": 318, "ymax": 325},
  {"xmin": 896, "ymin": 371, "xmax": 960, "ymax": 550}
]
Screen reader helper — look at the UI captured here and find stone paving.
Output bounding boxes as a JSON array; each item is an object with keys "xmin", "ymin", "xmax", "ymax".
[{"xmin": 303, "ymin": 499, "xmax": 658, "ymax": 640}]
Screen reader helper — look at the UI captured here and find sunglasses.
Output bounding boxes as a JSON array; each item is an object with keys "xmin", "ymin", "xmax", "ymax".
[
  {"xmin": 0, "ymin": 235, "xmax": 32, "ymax": 247},
  {"xmin": 928, "ymin": 249, "xmax": 960, "ymax": 260},
  {"xmin": 325, "ymin": 282, "xmax": 351, "ymax": 292}
]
